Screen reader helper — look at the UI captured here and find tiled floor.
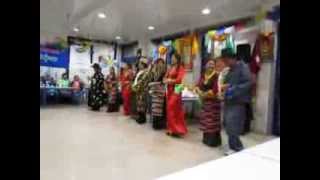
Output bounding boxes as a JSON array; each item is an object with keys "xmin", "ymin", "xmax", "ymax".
[{"xmin": 40, "ymin": 105, "xmax": 274, "ymax": 180}]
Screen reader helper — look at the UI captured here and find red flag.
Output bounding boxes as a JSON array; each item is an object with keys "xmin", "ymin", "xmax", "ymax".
[{"xmin": 250, "ymin": 37, "xmax": 262, "ymax": 96}]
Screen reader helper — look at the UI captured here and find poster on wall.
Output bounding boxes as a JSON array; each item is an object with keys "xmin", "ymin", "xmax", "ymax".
[
  {"xmin": 69, "ymin": 45, "xmax": 91, "ymax": 68},
  {"xmin": 174, "ymin": 34, "xmax": 199, "ymax": 71},
  {"xmin": 40, "ymin": 47, "xmax": 69, "ymax": 68},
  {"xmin": 69, "ymin": 44, "xmax": 92, "ymax": 85},
  {"xmin": 93, "ymin": 43, "xmax": 115, "ymax": 75}
]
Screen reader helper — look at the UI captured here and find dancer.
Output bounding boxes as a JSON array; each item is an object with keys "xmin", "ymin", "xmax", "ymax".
[
  {"xmin": 88, "ymin": 63, "xmax": 105, "ymax": 111},
  {"xmin": 120, "ymin": 63, "xmax": 133, "ymax": 115},
  {"xmin": 104, "ymin": 66, "xmax": 120, "ymax": 112},
  {"xmin": 220, "ymin": 48, "xmax": 252, "ymax": 155},
  {"xmin": 132, "ymin": 57, "xmax": 152, "ymax": 124},
  {"xmin": 164, "ymin": 53, "xmax": 187, "ymax": 137},
  {"xmin": 195, "ymin": 58, "xmax": 224, "ymax": 147},
  {"xmin": 149, "ymin": 58, "xmax": 167, "ymax": 129}
]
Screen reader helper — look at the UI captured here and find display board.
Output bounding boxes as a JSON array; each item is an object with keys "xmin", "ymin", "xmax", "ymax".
[
  {"xmin": 40, "ymin": 47, "xmax": 69, "ymax": 68},
  {"xmin": 92, "ymin": 43, "xmax": 116, "ymax": 76},
  {"xmin": 69, "ymin": 45, "xmax": 92, "ymax": 85}
]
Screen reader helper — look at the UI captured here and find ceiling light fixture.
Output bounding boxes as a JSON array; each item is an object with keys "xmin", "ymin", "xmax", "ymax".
[
  {"xmin": 73, "ymin": 27, "xmax": 79, "ymax": 32},
  {"xmin": 148, "ymin": 26, "xmax": 155, "ymax": 30},
  {"xmin": 98, "ymin": 12, "xmax": 106, "ymax": 19},
  {"xmin": 202, "ymin": 8, "xmax": 211, "ymax": 15},
  {"xmin": 115, "ymin": 36, "xmax": 121, "ymax": 40}
]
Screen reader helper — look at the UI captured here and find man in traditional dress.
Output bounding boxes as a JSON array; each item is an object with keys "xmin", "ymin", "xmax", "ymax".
[{"xmin": 220, "ymin": 48, "xmax": 252, "ymax": 155}]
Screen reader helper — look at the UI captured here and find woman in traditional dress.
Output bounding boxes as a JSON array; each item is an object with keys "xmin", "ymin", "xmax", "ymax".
[
  {"xmin": 129, "ymin": 63, "xmax": 139, "ymax": 120},
  {"xmin": 195, "ymin": 59, "xmax": 225, "ymax": 147},
  {"xmin": 88, "ymin": 63, "xmax": 105, "ymax": 111},
  {"xmin": 104, "ymin": 66, "xmax": 120, "ymax": 112},
  {"xmin": 148, "ymin": 58, "xmax": 167, "ymax": 130},
  {"xmin": 120, "ymin": 63, "xmax": 133, "ymax": 115},
  {"xmin": 163, "ymin": 53, "xmax": 187, "ymax": 137},
  {"xmin": 132, "ymin": 57, "xmax": 151, "ymax": 124}
]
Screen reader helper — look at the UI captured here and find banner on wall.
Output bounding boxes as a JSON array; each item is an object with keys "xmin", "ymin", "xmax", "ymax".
[
  {"xmin": 69, "ymin": 45, "xmax": 91, "ymax": 68},
  {"xmin": 93, "ymin": 44, "xmax": 116, "ymax": 75},
  {"xmin": 40, "ymin": 47, "xmax": 69, "ymax": 68}
]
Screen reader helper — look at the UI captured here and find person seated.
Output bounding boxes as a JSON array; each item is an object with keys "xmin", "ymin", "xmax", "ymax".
[
  {"xmin": 71, "ymin": 75, "xmax": 81, "ymax": 91},
  {"xmin": 71, "ymin": 75, "xmax": 83, "ymax": 104},
  {"xmin": 58, "ymin": 73, "xmax": 72, "ymax": 103},
  {"xmin": 57, "ymin": 73, "xmax": 70, "ymax": 88}
]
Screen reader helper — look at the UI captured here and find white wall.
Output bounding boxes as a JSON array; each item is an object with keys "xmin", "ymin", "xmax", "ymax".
[{"xmin": 251, "ymin": 20, "xmax": 277, "ymax": 135}]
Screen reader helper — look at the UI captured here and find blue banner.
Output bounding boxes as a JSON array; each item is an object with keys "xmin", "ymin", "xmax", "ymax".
[{"xmin": 40, "ymin": 47, "xmax": 69, "ymax": 68}]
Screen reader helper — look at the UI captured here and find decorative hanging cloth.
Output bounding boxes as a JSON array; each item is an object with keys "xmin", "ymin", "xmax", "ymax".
[{"xmin": 260, "ymin": 32, "xmax": 275, "ymax": 61}]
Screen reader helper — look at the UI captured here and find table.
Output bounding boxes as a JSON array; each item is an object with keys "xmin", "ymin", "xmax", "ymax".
[
  {"xmin": 40, "ymin": 87, "xmax": 75, "ymax": 105},
  {"xmin": 182, "ymin": 97, "xmax": 199, "ymax": 123},
  {"xmin": 157, "ymin": 138, "xmax": 280, "ymax": 180}
]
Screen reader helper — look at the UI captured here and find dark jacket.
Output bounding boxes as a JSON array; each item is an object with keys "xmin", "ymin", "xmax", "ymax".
[{"xmin": 225, "ymin": 61, "xmax": 252, "ymax": 104}]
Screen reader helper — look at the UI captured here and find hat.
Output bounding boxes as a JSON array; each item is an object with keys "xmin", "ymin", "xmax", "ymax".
[
  {"xmin": 91, "ymin": 63, "xmax": 101, "ymax": 69},
  {"xmin": 221, "ymin": 48, "xmax": 236, "ymax": 59}
]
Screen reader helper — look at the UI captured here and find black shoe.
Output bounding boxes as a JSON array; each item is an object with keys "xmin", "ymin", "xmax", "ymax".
[
  {"xmin": 171, "ymin": 133, "xmax": 182, "ymax": 138},
  {"xmin": 136, "ymin": 113, "xmax": 146, "ymax": 124},
  {"xmin": 91, "ymin": 107, "xmax": 100, "ymax": 111}
]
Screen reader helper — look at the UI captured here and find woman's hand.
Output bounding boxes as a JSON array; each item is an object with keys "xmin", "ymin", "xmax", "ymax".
[
  {"xmin": 220, "ymin": 84, "xmax": 230, "ymax": 91},
  {"xmin": 163, "ymin": 78, "xmax": 173, "ymax": 84}
]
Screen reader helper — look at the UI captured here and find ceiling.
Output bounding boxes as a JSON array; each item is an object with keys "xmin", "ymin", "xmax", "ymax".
[{"xmin": 40, "ymin": 0, "xmax": 279, "ymax": 44}]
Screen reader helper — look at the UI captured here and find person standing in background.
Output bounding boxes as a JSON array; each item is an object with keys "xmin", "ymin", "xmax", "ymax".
[
  {"xmin": 194, "ymin": 58, "xmax": 224, "ymax": 147},
  {"xmin": 220, "ymin": 48, "xmax": 252, "ymax": 155},
  {"xmin": 120, "ymin": 63, "xmax": 133, "ymax": 115},
  {"xmin": 163, "ymin": 53, "xmax": 187, "ymax": 137},
  {"xmin": 88, "ymin": 63, "xmax": 105, "ymax": 111}
]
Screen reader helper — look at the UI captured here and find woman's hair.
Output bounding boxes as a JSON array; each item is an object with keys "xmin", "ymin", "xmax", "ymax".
[
  {"xmin": 173, "ymin": 53, "xmax": 182, "ymax": 65},
  {"xmin": 206, "ymin": 58, "xmax": 215, "ymax": 64},
  {"xmin": 140, "ymin": 62, "xmax": 148, "ymax": 69},
  {"xmin": 156, "ymin": 58, "xmax": 165, "ymax": 64},
  {"xmin": 109, "ymin": 66, "xmax": 115, "ymax": 73}
]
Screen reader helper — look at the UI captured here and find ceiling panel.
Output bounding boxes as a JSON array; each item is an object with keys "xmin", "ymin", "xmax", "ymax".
[{"xmin": 40, "ymin": 0, "xmax": 280, "ymax": 43}]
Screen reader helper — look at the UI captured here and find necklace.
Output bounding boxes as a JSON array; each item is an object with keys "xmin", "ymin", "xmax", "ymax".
[{"xmin": 204, "ymin": 71, "xmax": 216, "ymax": 85}]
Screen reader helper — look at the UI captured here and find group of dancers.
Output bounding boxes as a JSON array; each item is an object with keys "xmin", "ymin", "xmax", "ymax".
[{"xmin": 88, "ymin": 48, "xmax": 252, "ymax": 155}]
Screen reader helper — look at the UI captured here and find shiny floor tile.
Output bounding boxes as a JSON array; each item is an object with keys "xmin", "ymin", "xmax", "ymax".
[{"xmin": 40, "ymin": 105, "xmax": 274, "ymax": 180}]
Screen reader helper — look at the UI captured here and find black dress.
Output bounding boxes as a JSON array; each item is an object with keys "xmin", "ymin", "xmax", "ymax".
[{"xmin": 88, "ymin": 72, "xmax": 105, "ymax": 111}]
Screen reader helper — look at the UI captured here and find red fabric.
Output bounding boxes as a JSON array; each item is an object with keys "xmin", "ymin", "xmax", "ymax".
[
  {"xmin": 71, "ymin": 81, "xmax": 81, "ymax": 91},
  {"xmin": 250, "ymin": 38, "xmax": 261, "ymax": 75},
  {"xmin": 250, "ymin": 37, "xmax": 262, "ymax": 97},
  {"xmin": 121, "ymin": 70, "xmax": 133, "ymax": 115},
  {"xmin": 165, "ymin": 66, "xmax": 188, "ymax": 135}
]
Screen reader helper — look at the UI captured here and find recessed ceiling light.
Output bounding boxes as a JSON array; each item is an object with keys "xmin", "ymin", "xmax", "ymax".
[
  {"xmin": 98, "ymin": 12, "xmax": 106, "ymax": 19},
  {"xmin": 148, "ymin": 26, "xmax": 155, "ymax": 30},
  {"xmin": 73, "ymin": 27, "xmax": 79, "ymax": 32},
  {"xmin": 202, "ymin": 8, "xmax": 211, "ymax": 15},
  {"xmin": 115, "ymin": 36, "xmax": 121, "ymax": 40}
]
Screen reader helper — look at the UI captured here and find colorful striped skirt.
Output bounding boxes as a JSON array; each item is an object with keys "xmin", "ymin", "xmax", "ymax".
[{"xmin": 199, "ymin": 99, "xmax": 221, "ymax": 133}]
